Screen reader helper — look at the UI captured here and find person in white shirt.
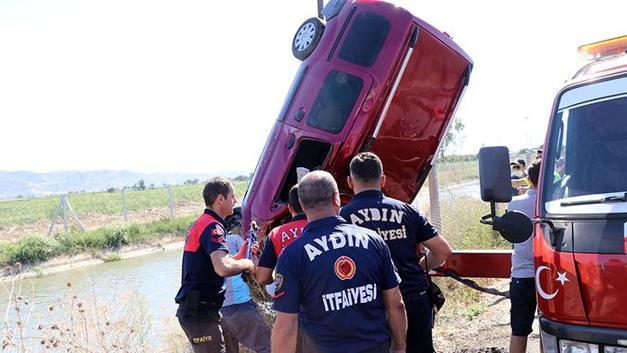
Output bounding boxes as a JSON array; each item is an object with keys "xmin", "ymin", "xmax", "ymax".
[{"xmin": 507, "ymin": 159, "xmax": 541, "ymax": 353}]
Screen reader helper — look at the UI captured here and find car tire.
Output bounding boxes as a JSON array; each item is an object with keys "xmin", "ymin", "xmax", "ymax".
[{"xmin": 292, "ymin": 17, "xmax": 324, "ymax": 61}]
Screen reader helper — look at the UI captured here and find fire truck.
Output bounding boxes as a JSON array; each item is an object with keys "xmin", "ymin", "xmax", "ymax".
[
  {"xmin": 241, "ymin": 0, "xmax": 627, "ymax": 350},
  {"xmin": 472, "ymin": 35, "xmax": 627, "ymax": 352}
]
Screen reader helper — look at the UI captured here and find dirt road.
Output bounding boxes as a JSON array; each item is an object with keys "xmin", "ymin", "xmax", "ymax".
[{"xmin": 434, "ymin": 279, "xmax": 540, "ymax": 353}]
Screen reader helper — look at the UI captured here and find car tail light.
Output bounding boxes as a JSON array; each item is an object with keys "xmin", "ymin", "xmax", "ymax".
[{"xmin": 578, "ymin": 35, "xmax": 627, "ymax": 60}]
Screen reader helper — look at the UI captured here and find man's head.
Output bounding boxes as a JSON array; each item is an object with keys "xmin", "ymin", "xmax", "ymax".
[
  {"xmin": 348, "ymin": 152, "xmax": 386, "ymax": 192},
  {"xmin": 536, "ymin": 149, "xmax": 543, "ymax": 160},
  {"xmin": 298, "ymin": 171, "xmax": 340, "ymax": 219},
  {"xmin": 224, "ymin": 206, "xmax": 242, "ymax": 235},
  {"xmin": 288, "ymin": 184, "xmax": 304, "ymax": 216},
  {"xmin": 517, "ymin": 158, "xmax": 526, "ymax": 169},
  {"xmin": 510, "ymin": 160, "xmax": 524, "ymax": 177},
  {"xmin": 527, "ymin": 160, "xmax": 541, "ymax": 188},
  {"xmin": 203, "ymin": 177, "xmax": 237, "ymax": 219}
]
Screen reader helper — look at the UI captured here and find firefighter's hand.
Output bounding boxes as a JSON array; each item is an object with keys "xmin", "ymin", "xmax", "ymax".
[
  {"xmin": 390, "ymin": 349, "xmax": 405, "ymax": 353},
  {"xmin": 240, "ymin": 259, "xmax": 255, "ymax": 273},
  {"xmin": 251, "ymin": 241, "xmax": 261, "ymax": 257}
]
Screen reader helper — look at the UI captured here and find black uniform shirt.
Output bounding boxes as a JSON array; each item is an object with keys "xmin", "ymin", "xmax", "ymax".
[
  {"xmin": 340, "ymin": 190, "xmax": 438, "ymax": 294},
  {"xmin": 175, "ymin": 209, "xmax": 228, "ymax": 303}
]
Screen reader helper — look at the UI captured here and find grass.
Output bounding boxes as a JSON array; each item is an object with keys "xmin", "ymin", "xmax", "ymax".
[
  {"xmin": 1, "ymin": 272, "xmax": 151, "ymax": 352},
  {"xmin": 428, "ymin": 196, "xmax": 510, "ymax": 324},
  {"xmin": 0, "ymin": 216, "xmax": 195, "ymax": 266},
  {"xmin": 436, "ymin": 160, "xmax": 479, "ymax": 186},
  {"xmin": 0, "ymin": 181, "xmax": 248, "ymax": 229}
]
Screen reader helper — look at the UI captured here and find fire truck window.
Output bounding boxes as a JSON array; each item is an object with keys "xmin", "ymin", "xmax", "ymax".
[
  {"xmin": 546, "ymin": 94, "xmax": 627, "ymax": 204},
  {"xmin": 338, "ymin": 12, "xmax": 390, "ymax": 67},
  {"xmin": 307, "ymin": 70, "xmax": 364, "ymax": 134}
]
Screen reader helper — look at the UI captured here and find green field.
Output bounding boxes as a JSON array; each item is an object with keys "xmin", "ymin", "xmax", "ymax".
[
  {"xmin": 437, "ymin": 160, "xmax": 479, "ymax": 186},
  {"xmin": 0, "ymin": 181, "xmax": 248, "ymax": 229}
]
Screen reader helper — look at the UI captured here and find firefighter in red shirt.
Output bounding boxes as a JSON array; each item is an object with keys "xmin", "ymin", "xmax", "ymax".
[{"xmin": 254, "ymin": 184, "xmax": 307, "ymax": 285}]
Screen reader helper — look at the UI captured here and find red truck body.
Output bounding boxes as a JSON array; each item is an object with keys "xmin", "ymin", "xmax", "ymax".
[
  {"xmin": 532, "ymin": 39, "xmax": 627, "ymax": 351},
  {"xmin": 446, "ymin": 37, "xmax": 627, "ymax": 351}
]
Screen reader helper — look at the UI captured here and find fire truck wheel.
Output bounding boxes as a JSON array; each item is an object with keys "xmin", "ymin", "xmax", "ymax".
[{"xmin": 292, "ymin": 17, "xmax": 324, "ymax": 61}]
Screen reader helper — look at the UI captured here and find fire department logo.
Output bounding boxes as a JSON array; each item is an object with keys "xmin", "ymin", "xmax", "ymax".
[
  {"xmin": 334, "ymin": 256, "xmax": 356, "ymax": 280},
  {"xmin": 274, "ymin": 273, "xmax": 284, "ymax": 292}
]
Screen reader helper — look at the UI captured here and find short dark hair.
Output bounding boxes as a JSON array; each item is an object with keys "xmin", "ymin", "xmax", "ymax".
[
  {"xmin": 527, "ymin": 160, "xmax": 541, "ymax": 187},
  {"xmin": 203, "ymin": 177, "xmax": 232, "ymax": 206},
  {"xmin": 516, "ymin": 158, "xmax": 526, "ymax": 168},
  {"xmin": 298, "ymin": 171, "xmax": 338, "ymax": 211},
  {"xmin": 349, "ymin": 152, "xmax": 383, "ymax": 185},
  {"xmin": 288, "ymin": 184, "xmax": 303, "ymax": 214}
]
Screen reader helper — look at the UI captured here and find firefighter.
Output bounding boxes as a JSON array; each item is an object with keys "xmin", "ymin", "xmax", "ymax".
[
  {"xmin": 507, "ymin": 160, "xmax": 540, "ymax": 353},
  {"xmin": 174, "ymin": 177, "xmax": 255, "ymax": 353},
  {"xmin": 271, "ymin": 171, "xmax": 407, "ymax": 353},
  {"xmin": 254, "ymin": 184, "xmax": 307, "ymax": 285},
  {"xmin": 340, "ymin": 152, "xmax": 452, "ymax": 353}
]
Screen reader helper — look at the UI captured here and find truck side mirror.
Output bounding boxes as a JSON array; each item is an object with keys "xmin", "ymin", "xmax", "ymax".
[
  {"xmin": 492, "ymin": 210, "xmax": 533, "ymax": 243},
  {"xmin": 478, "ymin": 146, "xmax": 512, "ymax": 203},
  {"xmin": 478, "ymin": 146, "xmax": 532, "ymax": 243}
]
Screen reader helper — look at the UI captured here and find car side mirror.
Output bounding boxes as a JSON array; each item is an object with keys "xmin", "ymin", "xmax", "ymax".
[{"xmin": 477, "ymin": 146, "xmax": 532, "ymax": 243}]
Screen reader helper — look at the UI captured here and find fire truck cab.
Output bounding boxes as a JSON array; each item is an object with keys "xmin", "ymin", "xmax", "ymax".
[{"xmin": 477, "ymin": 35, "xmax": 627, "ymax": 353}]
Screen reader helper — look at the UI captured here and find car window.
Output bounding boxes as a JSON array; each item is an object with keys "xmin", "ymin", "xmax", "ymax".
[
  {"xmin": 278, "ymin": 65, "xmax": 308, "ymax": 122},
  {"xmin": 338, "ymin": 12, "xmax": 390, "ymax": 67},
  {"xmin": 307, "ymin": 70, "xmax": 364, "ymax": 134}
]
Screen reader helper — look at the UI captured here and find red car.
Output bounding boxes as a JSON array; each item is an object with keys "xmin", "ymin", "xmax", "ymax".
[{"xmin": 242, "ymin": 0, "xmax": 473, "ymax": 234}]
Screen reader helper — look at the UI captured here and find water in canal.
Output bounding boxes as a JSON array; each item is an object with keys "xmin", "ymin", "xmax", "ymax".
[{"xmin": 1, "ymin": 246, "xmax": 183, "ymax": 350}]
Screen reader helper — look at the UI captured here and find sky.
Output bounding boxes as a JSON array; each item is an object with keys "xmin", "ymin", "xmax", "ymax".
[{"xmin": 0, "ymin": 0, "xmax": 625, "ymax": 174}]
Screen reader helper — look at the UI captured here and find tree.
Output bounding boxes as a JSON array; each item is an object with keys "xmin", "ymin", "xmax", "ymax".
[
  {"xmin": 184, "ymin": 178, "xmax": 199, "ymax": 185},
  {"xmin": 233, "ymin": 174, "xmax": 250, "ymax": 182},
  {"xmin": 439, "ymin": 117, "xmax": 465, "ymax": 159},
  {"xmin": 133, "ymin": 179, "xmax": 146, "ymax": 191}
]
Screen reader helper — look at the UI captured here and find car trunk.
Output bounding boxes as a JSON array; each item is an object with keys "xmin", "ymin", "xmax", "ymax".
[{"xmin": 368, "ymin": 24, "xmax": 471, "ymax": 203}]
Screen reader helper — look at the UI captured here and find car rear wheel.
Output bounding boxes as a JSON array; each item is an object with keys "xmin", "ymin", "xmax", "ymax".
[{"xmin": 292, "ymin": 18, "xmax": 324, "ymax": 61}]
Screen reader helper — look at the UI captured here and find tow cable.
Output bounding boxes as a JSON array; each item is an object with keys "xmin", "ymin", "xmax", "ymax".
[{"xmin": 434, "ymin": 267, "xmax": 510, "ymax": 298}]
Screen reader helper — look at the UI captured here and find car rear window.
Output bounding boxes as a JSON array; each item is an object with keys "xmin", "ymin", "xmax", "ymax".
[
  {"xmin": 338, "ymin": 12, "xmax": 390, "ymax": 67},
  {"xmin": 307, "ymin": 70, "xmax": 364, "ymax": 134}
]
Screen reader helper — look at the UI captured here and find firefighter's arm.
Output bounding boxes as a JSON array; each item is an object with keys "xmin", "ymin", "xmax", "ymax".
[
  {"xmin": 382, "ymin": 286, "xmax": 407, "ymax": 353},
  {"xmin": 210, "ymin": 250, "xmax": 254, "ymax": 277},
  {"xmin": 254, "ymin": 237, "xmax": 277, "ymax": 284},
  {"xmin": 271, "ymin": 312, "xmax": 298, "ymax": 353},
  {"xmin": 419, "ymin": 235, "xmax": 452, "ymax": 271},
  {"xmin": 255, "ymin": 266, "xmax": 274, "ymax": 285}
]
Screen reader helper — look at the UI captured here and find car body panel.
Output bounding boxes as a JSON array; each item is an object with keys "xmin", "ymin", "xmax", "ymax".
[{"xmin": 242, "ymin": 0, "xmax": 473, "ymax": 234}]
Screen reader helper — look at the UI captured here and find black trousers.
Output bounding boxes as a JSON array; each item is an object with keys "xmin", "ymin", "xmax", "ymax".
[
  {"xmin": 510, "ymin": 278, "xmax": 536, "ymax": 337},
  {"xmin": 404, "ymin": 291, "xmax": 434, "ymax": 353},
  {"xmin": 177, "ymin": 304, "xmax": 225, "ymax": 353}
]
